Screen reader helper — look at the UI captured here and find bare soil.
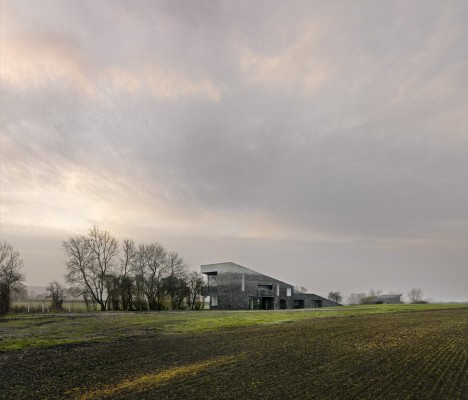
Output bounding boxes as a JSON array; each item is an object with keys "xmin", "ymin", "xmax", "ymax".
[{"xmin": 0, "ymin": 308, "xmax": 466, "ymax": 400}]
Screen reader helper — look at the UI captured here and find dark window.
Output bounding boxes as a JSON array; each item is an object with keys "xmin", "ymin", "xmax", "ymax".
[
  {"xmin": 261, "ymin": 297, "xmax": 274, "ymax": 310},
  {"xmin": 250, "ymin": 298, "xmax": 261, "ymax": 310},
  {"xmin": 258, "ymin": 284, "xmax": 273, "ymax": 290},
  {"xmin": 294, "ymin": 299, "xmax": 305, "ymax": 309}
]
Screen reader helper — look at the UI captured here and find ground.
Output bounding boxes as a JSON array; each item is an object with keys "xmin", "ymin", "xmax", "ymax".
[{"xmin": 0, "ymin": 305, "xmax": 466, "ymax": 399}]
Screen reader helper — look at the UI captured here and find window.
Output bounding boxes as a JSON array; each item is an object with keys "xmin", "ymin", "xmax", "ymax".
[
  {"xmin": 241, "ymin": 273, "xmax": 245, "ymax": 291},
  {"xmin": 250, "ymin": 298, "xmax": 260, "ymax": 310},
  {"xmin": 287, "ymin": 288, "xmax": 292, "ymax": 297},
  {"xmin": 211, "ymin": 295, "xmax": 218, "ymax": 307},
  {"xmin": 208, "ymin": 274, "xmax": 217, "ymax": 287},
  {"xmin": 276, "ymin": 285, "xmax": 280, "ymax": 296},
  {"xmin": 258, "ymin": 284, "xmax": 273, "ymax": 290}
]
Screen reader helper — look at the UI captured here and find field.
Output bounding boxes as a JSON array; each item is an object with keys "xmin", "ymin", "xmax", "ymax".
[
  {"xmin": 12, "ymin": 300, "xmax": 90, "ymax": 313},
  {"xmin": 0, "ymin": 304, "xmax": 466, "ymax": 399}
]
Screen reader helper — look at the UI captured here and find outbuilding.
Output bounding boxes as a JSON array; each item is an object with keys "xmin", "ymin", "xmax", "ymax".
[{"xmin": 375, "ymin": 294, "xmax": 403, "ymax": 304}]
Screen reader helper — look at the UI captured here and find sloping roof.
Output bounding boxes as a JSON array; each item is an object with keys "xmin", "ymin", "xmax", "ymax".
[
  {"xmin": 201, "ymin": 262, "xmax": 253, "ymax": 274},
  {"xmin": 200, "ymin": 262, "xmax": 292, "ymax": 286},
  {"xmin": 377, "ymin": 294, "xmax": 402, "ymax": 299}
]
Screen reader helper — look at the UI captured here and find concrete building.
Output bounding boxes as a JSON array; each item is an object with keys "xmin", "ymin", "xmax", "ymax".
[
  {"xmin": 201, "ymin": 262, "xmax": 342, "ymax": 310},
  {"xmin": 374, "ymin": 294, "xmax": 403, "ymax": 304}
]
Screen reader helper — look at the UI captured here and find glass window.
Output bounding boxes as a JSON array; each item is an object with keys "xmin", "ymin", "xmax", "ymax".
[
  {"xmin": 287, "ymin": 288, "xmax": 292, "ymax": 297},
  {"xmin": 250, "ymin": 298, "xmax": 260, "ymax": 310},
  {"xmin": 258, "ymin": 284, "xmax": 273, "ymax": 290},
  {"xmin": 208, "ymin": 275, "xmax": 217, "ymax": 287}
]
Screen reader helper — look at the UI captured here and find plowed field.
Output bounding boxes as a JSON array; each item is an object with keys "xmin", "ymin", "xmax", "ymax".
[{"xmin": 0, "ymin": 306, "xmax": 466, "ymax": 399}]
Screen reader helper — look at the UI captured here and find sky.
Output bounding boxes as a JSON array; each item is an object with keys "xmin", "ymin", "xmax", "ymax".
[{"xmin": 1, "ymin": 0, "xmax": 467, "ymax": 302}]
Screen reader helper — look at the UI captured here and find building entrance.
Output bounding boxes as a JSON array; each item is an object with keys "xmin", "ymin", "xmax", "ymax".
[
  {"xmin": 261, "ymin": 297, "xmax": 274, "ymax": 310},
  {"xmin": 294, "ymin": 299, "xmax": 305, "ymax": 309}
]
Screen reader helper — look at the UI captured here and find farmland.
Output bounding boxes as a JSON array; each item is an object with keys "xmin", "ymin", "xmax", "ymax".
[
  {"xmin": 0, "ymin": 304, "xmax": 467, "ymax": 399},
  {"xmin": 11, "ymin": 300, "xmax": 89, "ymax": 314}
]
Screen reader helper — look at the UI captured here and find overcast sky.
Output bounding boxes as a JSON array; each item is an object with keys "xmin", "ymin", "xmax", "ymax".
[{"xmin": 1, "ymin": 0, "xmax": 467, "ymax": 302}]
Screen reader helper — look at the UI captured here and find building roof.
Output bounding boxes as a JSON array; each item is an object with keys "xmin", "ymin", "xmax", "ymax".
[
  {"xmin": 200, "ymin": 262, "xmax": 292, "ymax": 286},
  {"xmin": 377, "ymin": 294, "xmax": 402, "ymax": 299},
  {"xmin": 201, "ymin": 262, "xmax": 253, "ymax": 274}
]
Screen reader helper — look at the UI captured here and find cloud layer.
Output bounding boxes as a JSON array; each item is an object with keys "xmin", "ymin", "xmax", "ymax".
[{"xmin": 1, "ymin": 0, "xmax": 468, "ymax": 300}]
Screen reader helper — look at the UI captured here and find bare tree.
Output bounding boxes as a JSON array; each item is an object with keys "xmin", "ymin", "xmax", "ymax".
[
  {"xmin": 0, "ymin": 241, "xmax": 25, "ymax": 314},
  {"xmin": 187, "ymin": 271, "xmax": 205, "ymax": 310},
  {"xmin": 47, "ymin": 281, "xmax": 65, "ymax": 310},
  {"xmin": 87, "ymin": 226, "xmax": 119, "ymax": 310},
  {"xmin": 63, "ymin": 235, "xmax": 95, "ymax": 305},
  {"xmin": 63, "ymin": 227, "xmax": 119, "ymax": 311},
  {"xmin": 348, "ymin": 293, "xmax": 367, "ymax": 305},
  {"xmin": 408, "ymin": 287, "xmax": 423, "ymax": 303},
  {"xmin": 163, "ymin": 275, "xmax": 189, "ymax": 310},
  {"xmin": 11, "ymin": 283, "xmax": 28, "ymax": 301},
  {"xmin": 116, "ymin": 239, "xmax": 137, "ymax": 311},
  {"xmin": 120, "ymin": 238, "xmax": 137, "ymax": 277},
  {"xmin": 359, "ymin": 288, "xmax": 382, "ymax": 304},
  {"xmin": 68, "ymin": 285, "xmax": 94, "ymax": 311},
  {"xmin": 165, "ymin": 252, "xmax": 186, "ymax": 276},
  {"xmin": 61, "ymin": 229, "xmax": 201, "ymax": 312},
  {"xmin": 164, "ymin": 251, "xmax": 188, "ymax": 309},
  {"xmin": 327, "ymin": 291, "xmax": 343, "ymax": 303},
  {"xmin": 133, "ymin": 273, "xmax": 147, "ymax": 310},
  {"xmin": 136, "ymin": 242, "xmax": 167, "ymax": 310}
]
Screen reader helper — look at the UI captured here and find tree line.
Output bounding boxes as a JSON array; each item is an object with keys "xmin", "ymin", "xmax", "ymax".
[
  {"xmin": 0, "ymin": 227, "xmax": 206, "ymax": 314},
  {"xmin": 347, "ymin": 288, "xmax": 426, "ymax": 305},
  {"xmin": 62, "ymin": 226, "xmax": 205, "ymax": 311},
  {"xmin": 1, "ymin": 229, "xmax": 429, "ymax": 314}
]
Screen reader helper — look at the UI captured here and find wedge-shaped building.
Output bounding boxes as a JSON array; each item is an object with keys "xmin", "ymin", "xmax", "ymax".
[{"xmin": 201, "ymin": 262, "xmax": 341, "ymax": 310}]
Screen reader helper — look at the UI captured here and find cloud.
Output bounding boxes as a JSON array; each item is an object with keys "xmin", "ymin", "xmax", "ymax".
[
  {"xmin": 1, "ymin": 0, "xmax": 468, "ymax": 299},
  {"xmin": 1, "ymin": 1, "xmax": 221, "ymax": 100},
  {"xmin": 239, "ymin": 32, "xmax": 328, "ymax": 93}
]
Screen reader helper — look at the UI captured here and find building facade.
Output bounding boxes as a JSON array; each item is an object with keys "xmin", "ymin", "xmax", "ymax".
[
  {"xmin": 374, "ymin": 294, "xmax": 403, "ymax": 304},
  {"xmin": 201, "ymin": 262, "xmax": 342, "ymax": 310}
]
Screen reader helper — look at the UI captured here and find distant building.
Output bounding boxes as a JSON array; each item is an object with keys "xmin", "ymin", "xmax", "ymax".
[
  {"xmin": 200, "ymin": 262, "xmax": 342, "ymax": 310},
  {"xmin": 374, "ymin": 294, "xmax": 403, "ymax": 304}
]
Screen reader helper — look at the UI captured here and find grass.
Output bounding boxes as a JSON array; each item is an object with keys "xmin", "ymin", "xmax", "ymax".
[
  {"xmin": 11, "ymin": 300, "xmax": 90, "ymax": 313},
  {"xmin": 73, "ymin": 354, "xmax": 243, "ymax": 400},
  {"xmin": 0, "ymin": 304, "xmax": 466, "ymax": 400},
  {"xmin": 0, "ymin": 303, "xmax": 465, "ymax": 351}
]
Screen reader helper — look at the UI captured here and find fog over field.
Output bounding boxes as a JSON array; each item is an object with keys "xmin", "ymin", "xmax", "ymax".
[{"xmin": 1, "ymin": 1, "xmax": 467, "ymax": 301}]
